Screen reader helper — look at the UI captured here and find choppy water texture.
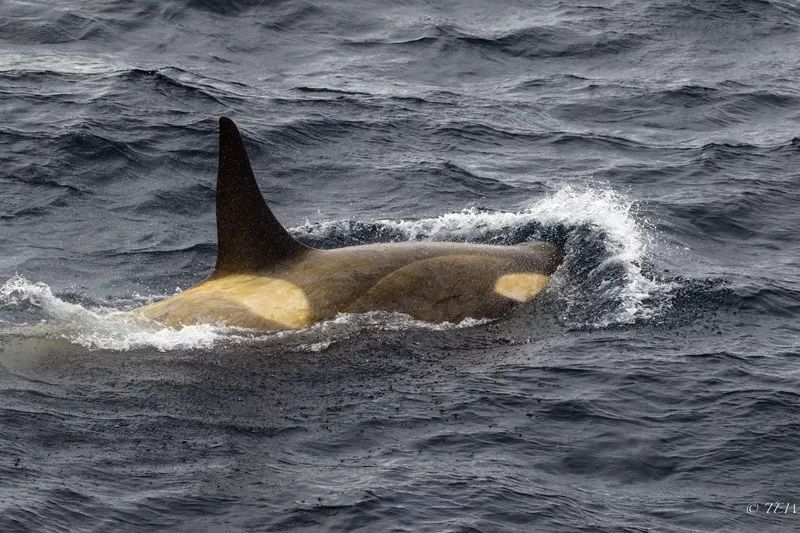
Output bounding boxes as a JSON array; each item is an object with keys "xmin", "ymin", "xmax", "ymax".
[{"xmin": 1, "ymin": 0, "xmax": 800, "ymax": 531}]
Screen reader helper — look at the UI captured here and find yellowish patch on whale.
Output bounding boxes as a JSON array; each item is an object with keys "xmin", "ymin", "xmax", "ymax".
[
  {"xmin": 494, "ymin": 273, "xmax": 550, "ymax": 302},
  {"xmin": 137, "ymin": 274, "xmax": 311, "ymax": 329}
]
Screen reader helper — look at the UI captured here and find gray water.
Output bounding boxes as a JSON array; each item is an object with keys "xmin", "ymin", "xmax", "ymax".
[{"xmin": 2, "ymin": 1, "xmax": 800, "ymax": 531}]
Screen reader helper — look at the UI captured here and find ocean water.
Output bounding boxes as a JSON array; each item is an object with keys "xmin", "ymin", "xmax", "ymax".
[{"xmin": 2, "ymin": 0, "xmax": 800, "ymax": 531}]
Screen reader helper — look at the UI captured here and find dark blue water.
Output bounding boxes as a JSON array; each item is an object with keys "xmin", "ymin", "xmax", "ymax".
[{"xmin": 2, "ymin": 0, "xmax": 800, "ymax": 531}]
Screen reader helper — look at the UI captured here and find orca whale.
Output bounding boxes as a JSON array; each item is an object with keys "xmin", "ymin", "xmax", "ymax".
[{"xmin": 136, "ymin": 118, "xmax": 562, "ymax": 330}]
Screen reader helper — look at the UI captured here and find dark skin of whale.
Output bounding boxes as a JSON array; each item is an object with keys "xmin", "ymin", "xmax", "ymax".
[{"xmin": 137, "ymin": 118, "xmax": 563, "ymax": 331}]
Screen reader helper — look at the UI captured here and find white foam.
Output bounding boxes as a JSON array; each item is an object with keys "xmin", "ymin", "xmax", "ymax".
[
  {"xmin": 528, "ymin": 185, "xmax": 673, "ymax": 326},
  {"xmin": 300, "ymin": 185, "xmax": 644, "ymax": 245},
  {"xmin": 0, "ymin": 275, "xmax": 232, "ymax": 352}
]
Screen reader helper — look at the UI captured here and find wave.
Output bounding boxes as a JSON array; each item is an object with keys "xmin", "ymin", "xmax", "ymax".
[
  {"xmin": 0, "ymin": 10, "xmax": 115, "ymax": 45},
  {"xmin": 263, "ymin": 117, "xmax": 377, "ymax": 148},
  {"xmin": 382, "ymin": 161, "xmax": 514, "ymax": 197},
  {"xmin": 646, "ymin": 0, "xmax": 800, "ymax": 31},
  {"xmin": 345, "ymin": 23, "xmax": 649, "ymax": 60}
]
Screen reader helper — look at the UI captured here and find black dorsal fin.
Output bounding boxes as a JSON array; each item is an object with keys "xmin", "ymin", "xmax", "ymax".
[{"xmin": 213, "ymin": 117, "xmax": 309, "ymax": 276}]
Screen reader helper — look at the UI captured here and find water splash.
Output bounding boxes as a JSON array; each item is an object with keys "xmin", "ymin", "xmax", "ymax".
[
  {"xmin": 0, "ymin": 275, "xmax": 229, "ymax": 351},
  {"xmin": 298, "ymin": 184, "xmax": 675, "ymax": 328},
  {"xmin": 530, "ymin": 186, "xmax": 674, "ymax": 327}
]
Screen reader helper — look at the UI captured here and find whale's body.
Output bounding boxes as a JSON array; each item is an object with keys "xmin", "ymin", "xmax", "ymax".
[
  {"xmin": 140, "ymin": 241, "xmax": 560, "ymax": 330},
  {"xmin": 137, "ymin": 118, "xmax": 562, "ymax": 330}
]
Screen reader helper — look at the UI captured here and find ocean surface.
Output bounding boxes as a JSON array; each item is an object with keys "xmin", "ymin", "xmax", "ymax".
[{"xmin": 1, "ymin": 0, "xmax": 800, "ymax": 531}]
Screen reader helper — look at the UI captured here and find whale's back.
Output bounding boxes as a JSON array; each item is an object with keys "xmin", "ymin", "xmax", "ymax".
[{"xmin": 136, "ymin": 118, "xmax": 562, "ymax": 330}]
